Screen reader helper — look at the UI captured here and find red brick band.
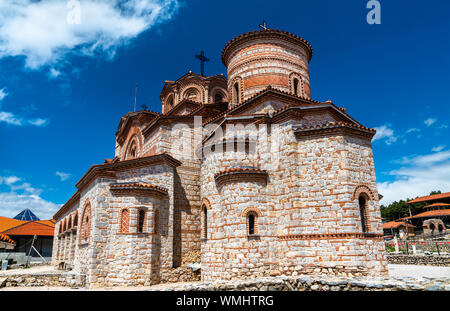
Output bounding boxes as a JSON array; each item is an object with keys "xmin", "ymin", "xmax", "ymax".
[{"xmin": 278, "ymin": 232, "xmax": 384, "ymax": 241}]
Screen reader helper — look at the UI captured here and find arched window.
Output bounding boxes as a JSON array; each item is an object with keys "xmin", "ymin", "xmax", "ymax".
[
  {"xmin": 68, "ymin": 217, "xmax": 72, "ymax": 230},
  {"xmin": 167, "ymin": 95, "xmax": 174, "ymax": 108},
  {"xmin": 358, "ymin": 195, "xmax": 370, "ymax": 233},
  {"xmin": 246, "ymin": 212, "xmax": 258, "ymax": 235},
  {"xmin": 233, "ymin": 83, "xmax": 240, "ymax": 104},
  {"xmin": 293, "ymin": 78, "xmax": 299, "ymax": 95},
  {"xmin": 120, "ymin": 209, "xmax": 129, "ymax": 233},
  {"xmin": 214, "ymin": 93, "xmax": 223, "ymax": 103},
  {"xmin": 430, "ymin": 223, "xmax": 435, "ymax": 234},
  {"xmin": 183, "ymin": 87, "xmax": 201, "ymax": 101},
  {"xmin": 80, "ymin": 202, "xmax": 92, "ymax": 244},
  {"xmin": 73, "ymin": 212, "xmax": 78, "ymax": 227},
  {"xmin": 137, "ymin": 209, "xmax": 146, "ymax": 233},
  {"xmin": 128, "ymin": 140, "xmax": 137, "ymax": 159},
  {"xmin": 201, "ymin": 205, "xmax": 208, "ymax": 239}
]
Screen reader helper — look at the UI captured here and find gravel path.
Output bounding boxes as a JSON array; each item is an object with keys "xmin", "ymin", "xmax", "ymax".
[
  {"xmin": 0, "ymin": 265, "xmax": 58, "ymax": 276},
  {"xmin": 388, "ymin": 264, "xmax": 450, "ymax": 278},
  {"xmin": 1, "ymin": 264, "xmax": 449, "ymax": 291}
]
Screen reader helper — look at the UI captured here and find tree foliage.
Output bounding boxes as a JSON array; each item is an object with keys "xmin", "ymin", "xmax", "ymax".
[{"xmin": 380, "ymin": 190, "xmax": 442, "ymax": 221}]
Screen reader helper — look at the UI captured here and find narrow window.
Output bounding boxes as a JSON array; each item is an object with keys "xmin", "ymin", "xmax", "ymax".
[
  {"xmin": 214, "ymin": 93, "xmax": 223, "ymax": 103},
  {"xmin": 128, "ymin": 141, "xmax": 137, "ymax": 159},
  {"xmin": 430, "ymin": 223, "xmax": 435, "ymax": 234},
  {"xmin": 233, "ymin": 83, "xmax": 239, "ymax": 104},
  {"xmin": 248, "ymin": 214, "xmax": 255, "ymax": 235},
  {"xmin": 138, "ymin": 209, "xmax": 145, "ymax": 233},
  {"xmin": 202, "ymin": 205, "xmax": 208, "ymax": 239},
  {"xmin": 293, "ymin": 78, "xmax": 299, "ymax": 95},
  {"xmin": 120, "ymin": 209, "xmax": 129, "ymax": 233},
  {"xmin": 358, "ymin": 195, "xmax": 369, "ymax": 233}
]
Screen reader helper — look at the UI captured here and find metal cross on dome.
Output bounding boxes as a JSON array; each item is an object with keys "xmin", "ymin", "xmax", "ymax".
[
  {"xmin": 195, "ymin": 50, "xmax": 210, "ymax": 76},
  {"xmin": 259, "ymin": 21, "xmax": 268, "ymax": 31}
]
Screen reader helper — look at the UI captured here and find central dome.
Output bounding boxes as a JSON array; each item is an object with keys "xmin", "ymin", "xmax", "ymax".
[{"xmin": 222, "ymin": 29, "xmax": 313, "ymax": 106}]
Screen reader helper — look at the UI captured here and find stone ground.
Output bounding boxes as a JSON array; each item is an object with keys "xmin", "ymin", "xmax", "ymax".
[
  {"xmin": 0, "ymin": 265, "xmax": 55, "ymax": 276},
  {"xmin": 388, "ymin": 264, "xmax": 450, "ymax": 278},
  {"xmin": 1, "ymin": 264, "xmax": 449, "ymax": 291}
]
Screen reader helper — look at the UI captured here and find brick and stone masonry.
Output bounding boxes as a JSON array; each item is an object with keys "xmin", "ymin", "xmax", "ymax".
[{"xmin": 52, "ymin": 28, "xmax": 388, "ymax": 287}]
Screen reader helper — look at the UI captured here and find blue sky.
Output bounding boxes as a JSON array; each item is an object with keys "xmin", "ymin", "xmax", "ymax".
[{"xmin": 0, "ymin": 0, "xmax": 449, "ymax": 219}]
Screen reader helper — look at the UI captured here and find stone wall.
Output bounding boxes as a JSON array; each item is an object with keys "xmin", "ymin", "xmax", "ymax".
[
  {"xmin": 200, "ymin": 117, "xmax": 387, "ymax": 281},
  {"xmin": 387, "ymin": 254, "xmax": 450, "ymax": 266},
  {"xmin": 155, "ymin": 275, "xmax": 449, "ymax": 291},
  {"xmin": 0, "ymin": 272, "xmax": 85, "ymax": 288}
]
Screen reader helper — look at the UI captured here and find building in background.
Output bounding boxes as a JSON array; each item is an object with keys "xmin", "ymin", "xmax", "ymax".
[
  {"xmin": 404, "ymin": 193, "xmax": 450, "ymax": 237},
  {"xmin": 0, "ymin": 209, "xmax": 55, "ymax": 263}
]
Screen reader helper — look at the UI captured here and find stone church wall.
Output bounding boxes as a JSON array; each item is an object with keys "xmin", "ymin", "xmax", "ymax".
[{"xmin": 200, "ymin": 119, "xmax": 387, "ymax": 281}]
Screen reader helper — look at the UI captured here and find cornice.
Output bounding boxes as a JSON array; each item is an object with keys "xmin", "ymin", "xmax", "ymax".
[
  {"xmin": 214, "ymin": 167, "xmax": 268, "ymax": 187},
  {"xmin": 110, "ymin": 182, "xmax": 168, "ymax": 197},
  {"xmin": 222, "ymin": 29, "xmax": 313, "ymax": 66}
]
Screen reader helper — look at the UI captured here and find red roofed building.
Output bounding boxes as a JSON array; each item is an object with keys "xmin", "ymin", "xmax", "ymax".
[
  {"xmin": 407, "ymin": 192, "xmax": 450, "ymax": 204},
  {"xmin": 403, "ymin": 193, "xmax": 450, "ymax": 237},
  {"xmin": 0, "ymin": 211, "xmax": 55, "ymax": 260},
  {"xmin": 382, "ymin": 221, "xmax": 415, "ymax": 239}
]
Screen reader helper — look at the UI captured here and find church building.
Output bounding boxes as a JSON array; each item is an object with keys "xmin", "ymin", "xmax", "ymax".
[{"xmin": 52, "ymin": 28, "xmax": 388, "ymax": 287}]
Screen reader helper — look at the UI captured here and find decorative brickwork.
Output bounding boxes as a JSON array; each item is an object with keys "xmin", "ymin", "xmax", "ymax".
[{"xmin": 52, "ymin": 28, "xmax": 388, "ymax": 287}]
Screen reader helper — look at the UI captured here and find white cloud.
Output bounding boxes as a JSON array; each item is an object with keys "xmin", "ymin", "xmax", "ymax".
[
  {"xmin": 0, "ymin": 0, "xmax": 181, "ymax": 69},
  {"xmin": 0, "ymin": 176, "xmax": 21, "ymax": 186},
  {"xmin": 373, "ymin": 124, "xmax": 397, "ymax": 145},
  {"xmin": 0, "ymin": 111, "xmax": 48, "ymax": 127},
  {"xmin": 0, "ymin": 192, "xmax": 60, "ymax": 220},
  {"xmin": 0, "ymin": 88, "xmax": 7, "ymax": 101},
  {"xmin": 378, "ymin": 149, "xmax": 450, "ymax": 205},
  {"xmin": 56, "ymin": 171, "xmax": 71, "ymax": 182},
  {"xmin": 424, "ymin": 118, "xmax": 437, "ymax": 127},
  {"xmin": 406, "ymin": 128, "xmax": 420, "ymax": 134},
  {"xmin": 432, "ymin": 145, "xmax": 446, "ymax": 152},
  {"xmin": 49, "ymin": 68, "xmax": 62, "ymax": 78},
  {"xmin": 0, "ymin": 175, "xmax": 60, "ymax": 219},
  {"xmin": 28, "ymin": 118, "xmax": 49, "ymax": 127},
  {"xmin": 0, "ymin": 111, "xmax": 22, "ymax": 126}
]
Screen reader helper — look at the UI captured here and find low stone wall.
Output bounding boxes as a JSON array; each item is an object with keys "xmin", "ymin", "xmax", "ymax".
[
  {"xmin": 160, "ymin": 266, "xmax": 201, "ymax": 284},
  {"xmin": 0, "ymin": 272, "xmax": 85, "ymax": 288},
  {"xmin": 387, "ymin": 254, "xmax": 450, "ymax": 266},
  {"xmin": 151, "ymin": 275, "xmax": 450, "ymax": 291}
]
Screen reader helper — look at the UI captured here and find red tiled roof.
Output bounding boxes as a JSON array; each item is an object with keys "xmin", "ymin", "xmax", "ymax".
[
  {"xmin": 0, "ymin": 216, "xmax": 25, "ymax": 233},
  {"xmin": 401, "ymin": 209, "xmax": 450, "ymax": 220},
  {"xmin": 202, "ymin": 86, "xmax": 360, "ymax": 128},
  {"xmin": 214, "ymin": 167, "xmax": 268, "ymax": 179},
  {"xmin": 407, "ymin": 192, "xmax": 450, "ymax": 204},
  {"xmin": 294, "ymin": 121, "xmax": 376, "ymax": 133},
  {"xmin": 109, "ymin": 182, "xmax": 168, "ymax": 194},
  {"xmin": 382, "ymin": 221, "xmax": 415, "ymax": 230},
  {"xmin": 1, "ymin": 221, "xmax": 55, "ymax": 237},
  {"xmin": 422, "ymin": 202, "xmax": 450, "ymax": 209}
]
